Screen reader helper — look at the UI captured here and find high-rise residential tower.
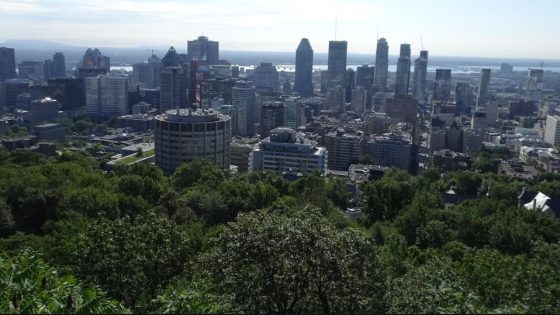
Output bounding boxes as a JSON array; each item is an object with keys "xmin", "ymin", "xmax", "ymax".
[
  {"xmin": 78, "ymin": 48, "xmax": 110, "ymax": 78},
  {"xmin": 477, "ymin": 68, "xmax": 491, "ymax": 106},
  {"xmin": 294, "ymin": 38, "xmax": 314, "ymax": 97},
  {"xmin": 327, "ymin": 41, "xmax": 347, "ymax": 87},
  {"xmin": 412, "ymin": 50, "xmax": 429, "ymax": 104},
  {"xmin": 85, "ymin": 74, "xmax": 128, "ymax": 116},
  {"xmin": 356, "ymin": 65, "xmax": 375, "ymax": 109},
  {"xmin": 232, "ymin": 80, "xmax": 257, "ymax": 136},
  {"xmin": 53, "ymin": 52, "xmax": 66, "ymax": 78},
  {"xmin": 395, "ymin": 44, "xmax": 411, "ymax": 96},
  {"xmin": 187, "ymin": 36, "xmax": 219, "ymax": 65},
  {"xmin": 0, "ymin": 47, "xmax": 17, "ymax": 82},
  {"xmin": 374, "ymin": 38, "xmax": 389, "ymax": 92}
]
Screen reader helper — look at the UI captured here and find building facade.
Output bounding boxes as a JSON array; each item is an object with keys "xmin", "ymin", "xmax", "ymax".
[
  {"xmin": 294, "ymin": 38, "xmax": 314, "ymax": 97},
  {"xmin": 154, "ymin": 108, "xmax": 231, "ymax": 174}
]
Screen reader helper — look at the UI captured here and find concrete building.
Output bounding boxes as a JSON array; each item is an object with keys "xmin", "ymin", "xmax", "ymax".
[
  {"xmin": 509, "ymin": 100, "xmax": 536, "ymax": 119},
  {"xmin": 187, "ymin": 36, "xmax": 219, "ymax": 65},
  {"xmin": 394, "ymin": 43, "xmax": 411, "ymax": 96},
  {"xmin": 327, "ymin": 41, "xmax": 348, "ymax": 87},
  {"xmin": 3, "ymin": 79, "xmax": 29, "ymax": 108},
  {"xmin": 0, "ymin": 47, "xmax": 16, "ymax": 82},
  {"xmin": 294, "ymin": 38, "xmax": 314, "ymax": 97},
  {"xmin": 154, "ymin": 108, "xmax": 231, "ymax": 174},
  {"xmin": 323, "ymin": 129, "xmax": 363, "ymax": 171},
  {"xmin": 471, "ymin": 109, "xmax": 488, "ymax": 136},
  {"xmin": 231, "ymin": 137, "xmax": 259, "ymax": 172},
  {"xmin": 116, "ymin": 114, "xmax": 156, "ymax": 132},
  {"xmin": 386, "ymin": 95, "xmax": 417, "ymax": 124},
  {"xmin": 365, "ymin": 133, "xmax": 412, "ymax": 171},
  {"xmin": 85, "ymin": 74, "xmax": 128, "ymax": 116},
  {"xmin": 283, "ymin": 96, "xmax": 304, "ymax": 130},
  {"xmin": 463, "ymin": 128, "xmax": 483, "ymax": 153},
  {"xmin": 217, "ymin": 105, "xmax": 239, "ymax": 136},
  {"xmin": 34, "ymin": 123, "xmax": 65, "ymax": 143},
  {"xmin": 364, "ymin": 112, "xmax": 396, "ymax": 135},
  {"xmin": 250, "ymin": 127, "xmax": 327, "ymax": 175},
  {"xmin": 260, "ymin": 101, "xmax": 285, "ymax": 139},
  {"xmin": 545, "ymin": 115, "xmax": 560, "ymax": 147},
  {"xmin": 432, "ymin": 149, "xmax": 472, "ymax": 172},
  {"xmin": 525, "ymin": 69, "xmax": 544, "ymax": 103},
  {"xmin": 412, "ymin": 50, "xmax": 428, "ymax": 104},
  {"xmin": 433, "ymin": 69, "xmax": 452, "ymax": 103},
  {"xmin": 160, "ymin": 66, "xmax": 187, "ymax": 112},
  {"xmin": 326, "ymin": 85, "xmax": 345, "ymax": 112},
  {"xmin": 253, "ymin": 63, "xmax": 280, "ymax": 93},
  {"xmin": 429, "ymin": 128, "xmax": 447, "ymax": 154},
  {"xmin": 374, "ymin": 38, "xmax": 389, "ymax": 92},
  {"xmin": 232, "ymin": 80, "xmax": 257, "ymax": 136},
  {"xmin": 351, "ymin": 86, "xmax": 367, "ymax": 115}
]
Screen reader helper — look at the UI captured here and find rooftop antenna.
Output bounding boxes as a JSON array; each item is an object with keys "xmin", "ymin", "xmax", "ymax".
[
  {"xmin": 334, "ymin": 18, "xmax": 338, "ymax": 40},
  {"xmin": 376, "ymin": 28, "xmax": 379, "ymax": 41},
  {"xmin": 421, "ymin": 36, "xmax": 425, "ymax": 50}
]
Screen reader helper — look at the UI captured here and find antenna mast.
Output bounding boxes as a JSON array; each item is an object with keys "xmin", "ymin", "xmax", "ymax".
[
  {"xmin": 335, "ymin": 18, "xmax": 338, "ymax": 40},
  {"xmin": 421, "ymin": 36, "xmax": 425, "ymax": 50}
]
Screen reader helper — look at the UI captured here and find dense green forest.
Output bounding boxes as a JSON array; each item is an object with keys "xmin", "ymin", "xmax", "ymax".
[{"xmin": 1, "ymin": 146, "xmax": 560, "ymax": 313}]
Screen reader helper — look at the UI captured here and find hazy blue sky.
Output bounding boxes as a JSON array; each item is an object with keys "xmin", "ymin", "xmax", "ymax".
[{"xmin": 0, "ymin": 0, "xmax": 558, "ymax": 58}]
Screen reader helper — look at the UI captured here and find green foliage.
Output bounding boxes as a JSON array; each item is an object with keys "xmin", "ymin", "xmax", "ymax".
[
  {"xmin": 150, "ymin": 280, "xmax": 228, "ymax": 314},
  {"xmin": 361, "ymin": 174, "xmax": 416, "ymax": 223},
  {"xmin": 0, "ymin": 250, "xmax": 129, "ymax": 314},
  {"xmin": 205, "ymin": 208, "xmax": 385, "ymax": 313},
  {"xmin": 172, "ymin": 159, "xmax": 225, "ymax": 190},
  {"xmin": 78, "ymin": 211, "xmax": 192, "ymax": 309}
]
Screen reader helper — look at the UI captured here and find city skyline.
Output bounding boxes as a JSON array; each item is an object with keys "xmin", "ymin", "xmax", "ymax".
[{"xmin": 0, "ymin": 0, "xmax": 559, "ymax": 59}]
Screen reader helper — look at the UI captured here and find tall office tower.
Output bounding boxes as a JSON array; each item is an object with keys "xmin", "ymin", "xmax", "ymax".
[
  {"xmin": 344, "ymin": 68, "xmax": 355, "ymax": 102},
  {"xmin": 85, "ymin": 74, "xmax": 128, "ymax": 117},
  {"xmin": 412, "ymin": 50, "xmax": 429, "ymax": 104},
  {"xmin": 161, "ymin": 47, "xmax": 181, "ymax": 67},
  {"xmin": 500, "ymin": 63, "xmax": 513, "ymax": 74},
  {"xmin": 327, "ymin": 41, "xmax": 348, "ymax": 87},
  {"xmin": 283, "ymin": 96, "xmax": 305, "ymax": 129},
  {"xmin": 477, "ymin": 68, "xmax": 491, "ymax": 106},
  {"xmin": 294, "ymin": 38, "xmax": 314, "ymax": 97},
  {"xmin": 365, "ymin": 133, "xmax": 412, "ymax": 171},
  {"xmin": 351, "ymin": 86, "xmax": 367, "ymax": 115},
  {"xmin": 324, "ymin": 129, "xmax": 363, "ymax": 171},
  {"xmin": 356, "ymin": 65, "xmax": 375, "ymax": 109},
  {"xmin": 432, "ymin": 69, "xmax": 452, "ymax": 103},
  {"xmin": 232, "ymin": 80, "xmax": 257, "ymax": 136},
  {"xmin": 260, "ymin": 101, "xmax": 285, "ymax": 139},
  {"xmin": 544, "ymin": 115, "xmax": 560, "ymax": 146},
  {"xmin": 326, "ymin": 85, "xmax": 346, "ymax": 112},
  {"xmin": 53, "ymin": 52, "xmax": 65, "ymax": 78},
  {"xmin": 155, "ymin": 108, "xmax": 231, "ymax": 174},
  {"xmin": 0, "ymin": 47, "xmax": 16, "ymax": 82},
  {"xmin": 78, "ymin": 48, "xmax": 110, "ymax": 78},
  {"xmin": 253, "ymin": 63, "xmax": 280, "ymax": 93},
  {"xmin": 525, "ymin": 69, "xmax": 544, "ymax": 103},
  {"xmin": 30, "ymin": 97, "xmax": 59, "ymax": 126},
  {"xmin": 43, "ymin": 60, "xmax": 55, "ymax": 80},
  {"xmin": 374, "ymin": 38, "xmax": 389, "ymax": 92},
  {"xmin": 250, "ymin": 127, "xmax": 328, "ymax": 175},
  {"xmin": 455, "ymin": 82, "xmax": 476, "ymax": 116},
  {"xmin": 132, "ymin": 63, "xmax": 149, "ymax": 85},
  {"xmin": 160, "ymin": 67, "xmax": 187, "ymax": 112},
  {"xmin": 3, "ymin": 79, "xmax": 29, "ymax": 108},
  {"xmin": 462, "ymin": 128, "xmax": 483, "ymax": 153},
  {"xmin": 394, "ymin": 43, "xmax": 411, "ymax": 96},
  {"xmin": 187, "ymin": 36, "xmax": 219, "ymax": 65},
  {"xmin": 146, "ymin": 54, "xmax": 161, "ymax": 88}
]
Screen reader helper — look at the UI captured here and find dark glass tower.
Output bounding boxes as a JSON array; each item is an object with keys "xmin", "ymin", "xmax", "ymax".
[
  {"xmin": 412, "ymin": 50, "xmax": 429, "ymax": 104},
  {"xmin": 327, "ymin": 41, "xmax": 347, "ymax": 88},
  {"xmin": 395, "ymin": 43, "xmax": 411, "ymax": 96},
  {"xmin": 53, "ymin": 52, "xmax": 66, "ymax": 78},
  {"xmin": 477, "ymin": 68, "xmax": 491, "ymax": 106},
  {"xmin": 294, "ymin": 38, "xmax": 314, "ymax": 97},
  {"xmin": 0, "ymin": 47, "xmax": 17, "ymax": 82},
  {"xmin": 374, "ymin": 38, "xmax": 389, "ymax": 92}
]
